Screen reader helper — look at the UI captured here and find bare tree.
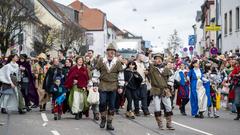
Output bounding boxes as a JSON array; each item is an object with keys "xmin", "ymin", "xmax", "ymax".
[
  {"xmin": 72, "ymin": 32, "xmax": 92, "ymax": 56},
  {"xmin": 167, "ymin": 29, "xmax": 182, "ymax": 56},
  {"xmin": 56, "ymin": 22, "xmax": 86, "ymax": 56},
  {"xmin": 0, "ymin": 0, "xmax": 35, "ymax": 56},
  {"xmin": 32, "ymin": 25, "xmax": 60, "ymax": 55}
]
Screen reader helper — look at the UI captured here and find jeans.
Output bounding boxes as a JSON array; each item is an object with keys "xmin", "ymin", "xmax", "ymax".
[
  {"xmin": 134, "ymin": 84, "xmax": 149, "ymax": 112},
  {"xmin": 20, "ymin": 82, "xmax": 30, "ymax": 106},
  {"xmin": 125, "ymin": 88, "xmax": 138, "ymax": 111},
  {"xmin": 99, "ymin": 91, "xmax": 116, "ymax": 113}
]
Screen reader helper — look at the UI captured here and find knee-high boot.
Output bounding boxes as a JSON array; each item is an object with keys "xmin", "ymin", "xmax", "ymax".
[
  {"xmin": 154, "ymin": 111, "xmax": 164, "ymax": 130},
  {"xmin": 166, "ymin": 112, "xmax": 175, "ymax": 130},
  {"xmin": 106, "ymin": 111, "xmax": 114, "ymax": 130},
  {"xmin": 100, "ymin": 111, "xmax": 107, "ymax": 128}
]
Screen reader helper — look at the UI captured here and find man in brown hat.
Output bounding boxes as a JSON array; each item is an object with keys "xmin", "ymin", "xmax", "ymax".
[
  {"xmin": 148, "ymin": 53, "xmax": 175, "ymax": 130},
  {"xmin": 91, "ymin": 43, "xmax": 124, "ymax": 130}
]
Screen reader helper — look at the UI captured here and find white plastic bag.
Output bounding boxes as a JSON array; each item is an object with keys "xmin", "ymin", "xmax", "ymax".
[{"xmin": 87, "ymin": 87, "xmax": 99, "ymax": 104}]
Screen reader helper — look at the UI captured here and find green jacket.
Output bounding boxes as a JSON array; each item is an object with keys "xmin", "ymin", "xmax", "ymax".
[
  {"xmin": 95, "ymin": 57, "xmax": 123, "ymax": 91},
  {"xmin": 148, "ymin": 64, "xmax": 172, "ymax": 96}
]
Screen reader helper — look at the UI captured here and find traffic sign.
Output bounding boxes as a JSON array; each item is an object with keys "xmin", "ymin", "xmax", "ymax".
[
  {"xmin": 210, "ymin": 47, "xmax": 218, "ymax": 55},
  {"xmin": 205, "ymin": 24, "xmax": 221, "ymax": 31},
  {"xmin": 189, "ymin": 46, "xmax": 194, "ymax": 52},
  {"xmin": 183, "ymin": 47, "xmax": 188, "ymax": 52},
  {"xmin": 188, "ymin": 35, "xmax": 196, "ymax": 46}
]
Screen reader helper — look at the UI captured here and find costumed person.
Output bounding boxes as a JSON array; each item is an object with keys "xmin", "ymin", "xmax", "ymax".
[
  {"xmin": 0, "ymin": 54, "xmax": 26, "ymax": 114},
  {"xmin": 115, "ymin": 54, "xmax": 127, "ymax": 114},
  {"xmin": 148, "ymin": 53, "xmax": 175, "ymax": 130},
  {"xmin": 134, "ymin": 53, "xmax": 150, "ymax": 116},
  {"xmin": 228, "ymin": 58, "xmax": 237, "ymax": 113},
  {"xmin": 91, "ymin": 43, "xmax": 124, "ymax": 130},
  {"xmin": 58, "ymin": 50, "xmax": 66, "ymax": 68},
  {"xmin": 175, "ymin": 63, "xmax": 189, "ymax": 116},
  {"xmin": 65, "ymin": 56, "xmax": 89, "ymax": 120},
  {"xmin": 32, "ymin": 53, "xmax": 48, "ymax": 111},
  {"xmin": 124, "ymin": 61, "xmax": 143, "ymax": 119},
  {"xmin": 62, "ymin": 58, "xmax": 73, "ymax": 113},
  {"xmin": 18, "ymin": 54, "xmax": 39, "ymax": 111},
  {"xmin": 43, "ymin": 58, "xmax": 63, "ymax": 112},
  {"xmin": 166, "ymin": 60, "xmax": 176, "ymax": 109},
  {"xmin": 85, "ymin": 50, "xmax": 100, "ymax": 121},
  {"xmin": 229, "ymin": 59, "xmax": 240, "ymax": 120},
  {"xmin": 50, "ymin": 77, "xmax": 67, "ymax": 120},
  {"xmin": 188, "ymin": 60, "xmax": 209, "ymax": 118},
  {"xmin": 206, "ymin": 65, "xmax": 221, "ymax": 118}
]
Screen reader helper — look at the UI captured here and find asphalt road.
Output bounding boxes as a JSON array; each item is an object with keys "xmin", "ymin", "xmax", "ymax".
[{"xmin": 0, "ymin": 102, "xmax": 240, "ymax": 135}]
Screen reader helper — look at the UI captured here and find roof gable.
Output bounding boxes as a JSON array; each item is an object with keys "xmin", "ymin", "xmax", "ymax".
[{"xmin": 69, "ymin": 0, "xmax": 105, "ymax": 31}]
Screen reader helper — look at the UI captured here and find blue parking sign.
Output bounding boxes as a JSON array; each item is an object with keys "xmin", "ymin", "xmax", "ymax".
[{"xmin": 188, "ymin": 35, "xmax": 196, "ymax": 46}]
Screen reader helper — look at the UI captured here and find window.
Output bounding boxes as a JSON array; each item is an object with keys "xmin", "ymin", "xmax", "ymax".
[
  {"xmin": 236, "ymin": 7, "xmax": 240, "ymax": 30},
  {"xmin": 224, "ymin": 13, "xmax": 228, "ymax": 35},
  {"xmin": 86, "ymin": 33, "xmax": 93, "ymax": 46},
  {"xmin": 74, "ymin": 10, "xmax": 79, "ymax": 23},
  {"xmin": 229, "ymin": 10, "xmax": 232, "ymax": 33}
]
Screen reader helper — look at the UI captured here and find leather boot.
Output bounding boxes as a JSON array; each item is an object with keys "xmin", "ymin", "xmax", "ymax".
[
  {"xmin": 100, "ymin": 111, "xmax": 107, "ymax": 128},
  {"xmin": 166, "ymin": 112, "xmax": 175, "ymax": 130},
  {"xmin": 154, "ymin": 111, "xmax": 164, "ymax": 130},
  {"xmin": 94, "ymin": 113, "xmax": 100, "ymax": 121},
  {"xmin": 106, "ymin": 111, "xmax": 114, "ymax": 130}
]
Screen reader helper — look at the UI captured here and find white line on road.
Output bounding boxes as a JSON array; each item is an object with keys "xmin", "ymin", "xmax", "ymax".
[
  {"xmin": 173, "ymin": 121, "xmax": 214, "ymax": 135},
  {"xmin": 51, "ymin": 130, "xmax": 60, "ymax": 135},
  {"xmin": 41, "ymin": 113, "xmax": 48, "ymax": 122}
]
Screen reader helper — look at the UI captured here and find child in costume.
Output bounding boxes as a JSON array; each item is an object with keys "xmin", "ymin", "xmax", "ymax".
[{"xmin": 50, "ymin": 77, "xmax": 67, "ymax": 120}]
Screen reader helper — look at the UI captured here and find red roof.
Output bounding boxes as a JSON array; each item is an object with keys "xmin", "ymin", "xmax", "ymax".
[{"xmin": 69, "ymin": 0, "xmax": 105, "ymax": 31}]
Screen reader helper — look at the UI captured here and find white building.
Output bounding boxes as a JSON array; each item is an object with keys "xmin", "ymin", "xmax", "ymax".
[
  {"xmin": 221, "ymin": 0, "xmax": 240, "ymax": 53},
  {"xmin": 200, "ymin": 0, "xmax": 216, "ymax": 56},
  {"xmin": 69, "ymin": 1, "xmax": 108, "ymax": 56}
]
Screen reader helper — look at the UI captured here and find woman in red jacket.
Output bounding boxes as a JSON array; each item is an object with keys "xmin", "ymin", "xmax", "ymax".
[{"xmin": 65, "ymin": 56, "xmax": 89, "ymax": 120}]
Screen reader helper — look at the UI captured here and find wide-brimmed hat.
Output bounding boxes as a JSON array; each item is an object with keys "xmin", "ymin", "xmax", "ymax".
[
  {"xmin": 37, "ymin": 53, "xmax": 47, "ymax": 60},
  {"xmin": 153, "ymin": 53, "xmax": 164, "ymax": 60},
  {"xmin": 20, "ymin": 54, "xmax": 28, "ymax": 59},
  {"xmin": 106, "ymin": 43, "xmax": 116, "ymax": 52}
]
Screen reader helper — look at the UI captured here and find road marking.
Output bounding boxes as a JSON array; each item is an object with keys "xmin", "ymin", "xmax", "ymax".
[
  {"xmin": 42, "ymin": 122, "xmax": 47, "ymax": 127},
  {"xmin": 173, "ymin": 121, "xmax": 214, "ymax": 135},
  {"xmin": 41, "ymin": 113, "xmax": 48, "ymax": 122},
  {"xmin": 51, "ymin": 130, "xmax": 60, "ymax": 135}
]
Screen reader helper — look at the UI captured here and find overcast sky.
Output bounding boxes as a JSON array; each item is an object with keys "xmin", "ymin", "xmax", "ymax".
[{"xmin": 55, "ymin": 0, "xmax": 204, "ymax": 50}]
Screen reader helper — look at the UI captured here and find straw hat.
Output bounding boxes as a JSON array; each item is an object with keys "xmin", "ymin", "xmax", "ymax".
[{"xmin": 37, "ymin": 53, "xmax": 47, "ymax": 60}]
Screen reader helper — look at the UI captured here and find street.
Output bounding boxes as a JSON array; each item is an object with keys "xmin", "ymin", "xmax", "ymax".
[{"xmin": 1, "ymin": 103, "xmax": 239, "ymax": 135}]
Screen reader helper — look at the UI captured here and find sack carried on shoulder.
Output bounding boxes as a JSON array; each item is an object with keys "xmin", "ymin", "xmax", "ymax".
[{"xmin": 87, "ymin": 87, "xmax": 99, "ymax": 104}]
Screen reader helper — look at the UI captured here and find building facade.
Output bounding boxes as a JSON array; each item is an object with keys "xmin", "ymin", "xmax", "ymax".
[{"xmin": 221, "ymin": 0, "xmax": 240, "ymax": 53}]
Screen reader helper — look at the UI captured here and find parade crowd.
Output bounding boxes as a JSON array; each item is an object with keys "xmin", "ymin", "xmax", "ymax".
[{"xmin": 0, "ymin": 43, "xmax": 240, "ymax": 131}]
